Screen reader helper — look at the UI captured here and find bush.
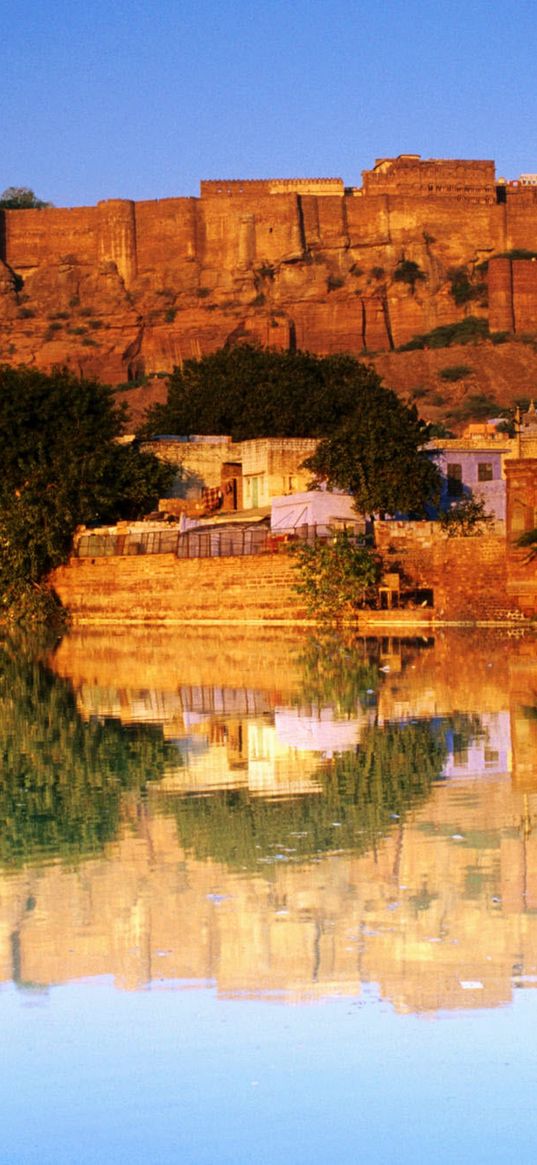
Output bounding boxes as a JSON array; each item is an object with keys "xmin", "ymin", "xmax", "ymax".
[
  {"xmin": 439, "ymin": 364, "xmax": 472, "ymax": 382},
  {"xmin": 449, "ymin": 393, "xmax": 499, "ymax": 422},
  {"xmin": 164, "ymin": 307, "xmax": 177, "ymax": 323},
  {"xmin": 439, "ymin": 498, "xmax": 494, "ymax": 537},
  {"xmin": 327, "ymin": 274, "xmax": 344, "ymax": 292},
  {"xmin": 448, "ymin": 266, "xmax": 486, "ymax": 306},
  {"xmin": 399, "ymin": 317, "xmax": 489, "ymax": 351},
  {"xmin": 290, "ymin": 532, "xmax": 381, "ymax": 620},
  {"xmin": 393, "ymin": 259, "xmax": 426, "ymax": 290}
]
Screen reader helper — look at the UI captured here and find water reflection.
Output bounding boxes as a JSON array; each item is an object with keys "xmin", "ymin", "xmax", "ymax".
[{"xmin": 1, "ymin": 626, "xmax": 537, "ymax": 1014}]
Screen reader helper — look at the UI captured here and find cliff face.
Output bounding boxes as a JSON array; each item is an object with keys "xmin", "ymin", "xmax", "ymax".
[{"xmin": 2, "ymin": 155, "xmax": 537, "ymax": 390}]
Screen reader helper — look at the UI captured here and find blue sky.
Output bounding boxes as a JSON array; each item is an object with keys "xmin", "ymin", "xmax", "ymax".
[{"xmin": 2, "ymin": 0, "xmax": 536, "ymax": 207}]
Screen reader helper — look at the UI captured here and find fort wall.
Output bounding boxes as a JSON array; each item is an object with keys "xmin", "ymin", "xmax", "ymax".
[{"xmin": 4, "ymin": 156, "xmax": 537, "ymax": 381}]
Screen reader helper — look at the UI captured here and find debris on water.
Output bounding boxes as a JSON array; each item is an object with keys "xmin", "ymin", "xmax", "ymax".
[{"xmin": 460, "ymin": 980, "xmax": 484, "ymax": 990}]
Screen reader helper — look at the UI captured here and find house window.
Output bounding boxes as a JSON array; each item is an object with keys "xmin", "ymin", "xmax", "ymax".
[
  {"xmin": 478, "ymin": 462, "xmax": 493, "ymax": 482},
  {"xmin": 447, "ymin": 463, "xmax": 463, "ymax": 498}
]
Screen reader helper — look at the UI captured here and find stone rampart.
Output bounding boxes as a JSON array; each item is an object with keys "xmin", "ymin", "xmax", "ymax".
[{"xmin": 4, "ymin": 156, "xmax": 537, "ymax": 382}]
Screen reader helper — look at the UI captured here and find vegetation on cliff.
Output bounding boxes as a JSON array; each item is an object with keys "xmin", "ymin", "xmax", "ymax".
[{"xmin": 0, "ymin": 365, "xmax": 174, "ymax": 623}]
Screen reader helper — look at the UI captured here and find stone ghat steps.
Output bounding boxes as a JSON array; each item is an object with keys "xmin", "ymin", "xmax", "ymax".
[{"xmin": 51, "ymin": 554, "xmax": 312, "ymax": 625}]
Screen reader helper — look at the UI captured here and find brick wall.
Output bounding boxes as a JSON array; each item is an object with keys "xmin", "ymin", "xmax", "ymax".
[
  {"xmin": 51, "ymin": 554, "xmax": 309, "ymax": 626},
  {"xmin": 51, "ymin": 530, "xmax": 521, "ymax": 627},
  {"xmin": 375, "ymin": 523, "xmax": 511, "ymax": 620}
]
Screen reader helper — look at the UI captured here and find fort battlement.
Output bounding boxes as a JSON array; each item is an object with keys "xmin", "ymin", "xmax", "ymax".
[{"xmin": 200, "ymin": 177, "xmax": 344, "ymax": 197}]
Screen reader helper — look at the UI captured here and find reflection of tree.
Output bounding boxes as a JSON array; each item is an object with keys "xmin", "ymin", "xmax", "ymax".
[
  {"xmin": 295, "ymin": 634, "xmax": 381, "ymax": 714},
  {"xmin": 165, "ymin": 719, "xmax": 448, "ymax": 870},
  {"xmin": 0, "ymin": 638, "xmax": 174, "ymax": 867}
]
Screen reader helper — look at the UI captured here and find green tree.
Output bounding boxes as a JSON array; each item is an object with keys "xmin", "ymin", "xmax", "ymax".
[
  {"xmin": 304, "ymin": 388, "xmax": 440, "ymax": 517},
  {"xmin": 0, "ymin": 365, "xmax": 175, "ymax": 620},
  {"xmin": 0, "ymin": 186, "xmax": 51, "ymax": 209},
  {"xmin": 290, "ymin": 531, "xmax": 381, "ymax": 619},
  {"xmin": 140, "ymin": 344, "xmax": 389, "ymax": 441},
  {"xmin": 439, "ymin": 497, "xmax": 495, "ymax": 537}
]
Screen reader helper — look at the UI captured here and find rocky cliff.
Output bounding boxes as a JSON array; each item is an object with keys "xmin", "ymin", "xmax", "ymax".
[{"xmin": 2, "ymin": 154, "xmax": 537, "ymax": 410}]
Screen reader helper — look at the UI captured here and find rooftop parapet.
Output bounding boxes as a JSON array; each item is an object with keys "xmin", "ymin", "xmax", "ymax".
[
  {"xmin": 361, "ymin": 155, "xmax": 496, "ymax": 199},
  {"xmin": 200, "ymin": 177, "xmax": 344, "ymax": 197}
]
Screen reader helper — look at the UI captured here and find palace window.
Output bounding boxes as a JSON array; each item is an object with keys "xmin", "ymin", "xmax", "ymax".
[{"xmin": 478, "ymin": 462, "xmax": 493, "ymax": 482}]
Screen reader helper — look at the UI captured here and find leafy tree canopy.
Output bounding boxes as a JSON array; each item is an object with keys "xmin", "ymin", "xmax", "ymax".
[
  {"xmin": 290, "ymin": 531, "xmax": 381, "ymax": 619},
  {"xmin": 140, "ymin": 344, "xmax": 387, "ymax": 441},
  {"xmin": 304, "ymin": 385, "xmax": 440, "ymax": 516},
  {"xmin": 0, "ymin": 186, "xmax": 51, "ymax": 209},
  {"xmin": 0, "ymin": 365, "xmax": 174, "ymax": 620}
]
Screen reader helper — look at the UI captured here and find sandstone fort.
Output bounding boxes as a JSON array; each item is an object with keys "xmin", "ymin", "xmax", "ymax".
[{"xmin": 2, "ymin": 154, "xmax": 537, "ymax": 384}]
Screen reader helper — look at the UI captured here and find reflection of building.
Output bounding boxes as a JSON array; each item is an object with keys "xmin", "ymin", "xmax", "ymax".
[
  {"xmin": 274, "ymin": 706, "xmax": 374, "ymax": 755},
  {"xmin": 3, "ymin": 625, "xmax": 536, "ymax": 1011},
  {"xmin": 443, "ymin": 711, "xmax": 511, "ymax": 779}
]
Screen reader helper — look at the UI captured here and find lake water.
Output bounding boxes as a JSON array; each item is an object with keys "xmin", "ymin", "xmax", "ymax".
[{"xmin": 2, "ymin": 625, "xmax": 537, "ymax": 1164}]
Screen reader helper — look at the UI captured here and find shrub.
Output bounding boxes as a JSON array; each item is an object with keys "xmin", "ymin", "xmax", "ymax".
[
  {"xmin": 370, "ymin": 266, "xmax": 385, "ymax": 280},
  {"xmin": 451, "ymin": 392, "xmax": 499, "ymax": 420},
  {"xmin": 18, "ymin": 307, "xmax": 35, "ymax": 319},
  {"xmin": 290, "ymin": 532, "xmax": 381, "ymax": 620},
  {"xmin": 251, "ymin": 292, "xmax": 266, "ymax": 306},
  {"xmin": 327, "ymin": 274, "xmax": 344, "ymax": 292},
  {"xmin": 399, "ymin": 317, "xmax": 489, "ymax": 351},
  {"xmin": 164, "ymin": 307, "xmax": 177, "ymax": 323},
  {"xmin": 439, "ymin": 364, "xmax": 472, "ymax": 382},
  {"xmin": 393, "ymin": 259, "xmax": 426, "ymax": 290},
  {"xmin": 448, "ymin": 266, "xmax": 487, "ymax": 306},
  {"xmin": 196, "ymin": 287, "xmax": 210, "ymax": 298},
  {"xmin": 439, "ymin": 498, "xmax": 495, "ymax": 537}
]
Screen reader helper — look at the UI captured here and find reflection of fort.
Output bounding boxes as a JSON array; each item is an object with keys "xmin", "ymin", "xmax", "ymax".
[
  {"xmin": 2, "ymin": 776, "xmax": 537, "ymax": 1013},
  {"xmin": 4, "ymin": 625, "xmax": 532, "ymax": 1012}
]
